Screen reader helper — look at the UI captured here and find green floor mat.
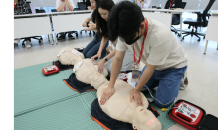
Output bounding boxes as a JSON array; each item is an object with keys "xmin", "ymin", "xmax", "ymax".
[
  {"xmin": 63, "ymin": 69, "xmax": 74, "ymax": 78},
  {"xmin": 14, "ymin": 61, "xmax": 52, "ymax": 79},
  {"xmin": 81, "ymin": 91, "xmax": 97, "ymax": 109},
  {"xmin": 14, "ymin": 71, "xmax": 80, "ymax": 116},
  {"xmin": 14, "ymin": 97, "xmax": 94, "ymax": 130},
  {"xmin": 14, "ymin": 62, "xmax": 176, "ymax": 130},
  {"xmin": 14, "ymin": 71, "xmax": 67, "ymax": 95}
]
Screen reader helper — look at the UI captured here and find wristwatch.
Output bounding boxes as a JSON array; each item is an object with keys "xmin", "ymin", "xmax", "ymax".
[{"xmin": 104, "ymin": 57, "xmax": 108, "ymax": 62}]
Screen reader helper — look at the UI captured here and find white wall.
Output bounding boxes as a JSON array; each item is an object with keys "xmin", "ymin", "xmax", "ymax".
[
  {"xmin": 161, "ymin": 0, "xmax": 167, "ymax": 8},
  {"xmin": 200, "ymin": 0, "xmax": 218, "ymax": 10},
  {"xmin": 180, "ymin": 0, "xmax": 199, "ymax": 10},
  {"xmin": 150, "ymin": 0, "xmax": 161, "ymax": 7},
  {"xmin": 41, "ymin": 0, "xmax": 56, "ymax": 6},
  {"xmin": 29, "ymin": 0, "xmax": 42, "ymax": 7}
]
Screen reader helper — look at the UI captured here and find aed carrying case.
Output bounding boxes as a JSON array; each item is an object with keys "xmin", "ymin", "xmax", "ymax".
[{"xmin": 168, "ymin": 99, "xmax": 218, "ymax": 130}]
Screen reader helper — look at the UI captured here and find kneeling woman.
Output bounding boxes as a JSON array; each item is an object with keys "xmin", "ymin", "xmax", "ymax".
[{"xmin": 82, "ymin": 0, "xmax": 111, "ymax": 59}]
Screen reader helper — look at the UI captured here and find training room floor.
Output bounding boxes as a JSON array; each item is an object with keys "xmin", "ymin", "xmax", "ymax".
[{"xmin": 14, "ymin": 31, "xmax": 218, "ymax": 130}]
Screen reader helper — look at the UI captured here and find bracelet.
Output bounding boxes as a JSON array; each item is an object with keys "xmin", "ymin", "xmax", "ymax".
[{"xmin": 87, "ymin": 22, "xmax": 89, "ymax": 27}]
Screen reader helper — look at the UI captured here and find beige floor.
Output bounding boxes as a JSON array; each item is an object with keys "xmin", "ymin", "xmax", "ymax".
[{"xmin": 14, "ymin": 32, "xmax": 218, "ymax": 130}]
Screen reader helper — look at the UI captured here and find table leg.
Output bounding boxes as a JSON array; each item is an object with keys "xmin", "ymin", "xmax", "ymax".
[
  {"xmin": 50, "ymin": 34, "xmax": 54, "ymax": 45},
  {"xmin": 180, "ymin": 13, "xmax": 182, "ymax": 38},
  {"xmin": 217, "ymin": 42, "xmax": 218, "ymax": 50},
  {"xmin": 203, "ymin": 40, "xmax": 209, "ymax": 54},
  {"xmin": 55, "ymin": 33, "xmax": 58, "ymax": 44},
  {"xmin": 48, "ymin": 34, "xmax": 50, "ymax": 42}
]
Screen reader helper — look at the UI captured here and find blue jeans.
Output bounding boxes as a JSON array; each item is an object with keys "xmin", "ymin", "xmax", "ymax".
[
  {"xmin": 83, "ymin": 34, "xmax": 109, "ymax": 59},
  {"xmin": 136, "ymin": 65, "xmax": 187, "ymax": 108}
]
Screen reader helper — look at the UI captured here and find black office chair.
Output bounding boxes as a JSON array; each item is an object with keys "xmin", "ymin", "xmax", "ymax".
[
  {"xmin": 77, "ymin": 2, "xmax": 94, "ymax": 35},
  {"xmin": 51, "ymin": 9, "xmax": 79, "ymax": 39},
  {"xmin": 181, "ymin": 0, "xmax": 216, "ymax": 41},
  {"xmin": 20, "ymin": 9, "xmax": 44, "ymax": 47},
  {"xmin": 77, "ymin": 2, "xmax": 87, "ymax": 10},
  {"xmin": 171, "ymin": 2, "xmax": 186, "ymax": 34}
]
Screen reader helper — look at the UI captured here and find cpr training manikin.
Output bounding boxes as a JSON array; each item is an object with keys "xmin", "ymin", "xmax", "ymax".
[{"xmin": 57, "ymin": 47, "xmax": 162, "ymax": 130}]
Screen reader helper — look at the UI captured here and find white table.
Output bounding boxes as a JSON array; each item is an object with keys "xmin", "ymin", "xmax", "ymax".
[
  {"xmin": 142, "ymin": 12, "xmax": 172, "ymax": 29},
  {"xmin": 204, "ymin": 12, "xmax": 218, "ymax": 54},
  {"xmin": 14, "ymin": 13, "xmax": 54, "ymax": 44},
  {"xmin": 14, "ymin": 10, "xmax": 92, "ymax": 45},
  {"xmin": 50, "ymin": 10, "xmax": 92, "ymax": 44},
  {"xmin": 142, "ymin": 9, "xmax": 201, "ymax": 39}
]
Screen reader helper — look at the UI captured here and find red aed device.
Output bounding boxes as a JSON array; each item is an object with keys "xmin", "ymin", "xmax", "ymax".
[
  {"xmin": 42, "ymin": 65, "xmax": 60, "ymax": 75},
  {"xmin": 169, "ymin": 100, "xmax": 205, "ymax": 130}
]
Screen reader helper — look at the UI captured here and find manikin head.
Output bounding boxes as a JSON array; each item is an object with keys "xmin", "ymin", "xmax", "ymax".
[
  {"xmin": 132, "ymin": 106, "xmax": 162, "ymax": 130},
  {"xmin": 57, "ymin": 47, "xmax": 85, "ymax": 65}
]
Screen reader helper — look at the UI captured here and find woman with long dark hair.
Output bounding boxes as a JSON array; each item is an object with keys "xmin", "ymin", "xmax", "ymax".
[
  {"xmin": 82, "ymin": 0, "xmax": 110, "ymax": 59},
  {"xmin": 91, "ymin": 0, "xmax": 116, "ymax": 73}
]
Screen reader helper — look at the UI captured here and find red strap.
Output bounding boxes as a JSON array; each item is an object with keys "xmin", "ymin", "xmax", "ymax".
[
  {"xmin": 170, "ymin": 0, "xmax": 175, "ymax": 8},
  {"xmin": 14, "ymin": 1, "xmax": 19, "ymax": 11},
  {"xmin": 133, "ymin": 19, "xmax": 148, "ymax": 64},
  {"xmin": 62, "ymin": 1, "xmax": 66, "ymax": 11}
]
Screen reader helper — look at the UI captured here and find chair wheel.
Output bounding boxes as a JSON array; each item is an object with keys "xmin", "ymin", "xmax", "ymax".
[
  {"xmin": 40, "ymin": 37, "xmax": 43, "ymax": 40},
  {"xmin": 22, "ymin": 43, "xmax": 25, "ymax": 47},
  {"xmin": 76, "ymin": 34, "xmax": 78, "ymax": 37},
  {"xmin": 178, "ymin": 34, "xmax": 180, "ymax": 37},
  {"xmin": 197, "ymin": 39, "xmax": 200, "ymax": 42},
  {"xmin": 203, "ymin": 36, "xmax": 205, "ymax": 39},
  {"xmin": 39, "ymin": 40, "xmax": 41, "ymax": 43}
]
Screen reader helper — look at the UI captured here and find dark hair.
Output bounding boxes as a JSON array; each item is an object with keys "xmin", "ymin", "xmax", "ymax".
[
  {"xmin": 90, "ymin": 0, "xmax": 99, "ymax": 23},
  {"xmin": 96, "ymin": 0, "xmax": 115, "ymax": 38},
  {"xmin": 108, "ymin": 1, "xmax": 144, "ymax": 42}
]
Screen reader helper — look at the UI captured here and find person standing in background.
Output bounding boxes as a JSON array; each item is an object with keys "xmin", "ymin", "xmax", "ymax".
[
  {"xmin": 164, "ymin": 0, "xmax": 182, "ymax": 25},
  {"xmin": 135, "ymin": 0, "xmax": 151, "ymax": 9},
  {"xmin": 14, "ymin": 0, "xmax": 29, "ymax": 15},
  {"xmin": 14, "ymin": 0, "xmax": 32, "ymax": 48},
  {"xmin": 56, "ymin": 0, "xmax": 75, "ymax": 40}
]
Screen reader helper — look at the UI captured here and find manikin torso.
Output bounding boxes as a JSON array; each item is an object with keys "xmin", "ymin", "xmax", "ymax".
[
  {"xmin": 91, "ymin": 73, "xmax": 162, "ymax": 130},
  {"xmin": 97, "ymin": 79, "xmax": 149, "ymax": 124},
  {"xmin": 57, "ymin": 48, "xmax": 161, "ymax": 130}
]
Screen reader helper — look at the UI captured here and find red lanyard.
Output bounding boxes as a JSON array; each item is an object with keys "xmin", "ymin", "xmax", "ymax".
[
  {"xmin": 133, "ymin": 19, "xmax": 148, "ymax": 65},
  {"xmin": 62, "ymin": 0, "xmax": 66, "ymax": 11},
  {"xmin": 14, "ymin": 1, "xmax": 19, "ymax": 11},
  {"xmin": 170, "ymin": 0, "xmax": 175, "ymax": 8}
]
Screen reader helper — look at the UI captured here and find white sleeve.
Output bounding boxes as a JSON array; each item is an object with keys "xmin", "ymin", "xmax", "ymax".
[
  {"xmin": 88, "ymin": 11, "xmax": 93, "ymax": 19},
  {"xmin": 56, "ymin": 0, "xmax": 61, "ymax": 10},
  {"xmin": 143, "ymin": 0, "xmax": 151, "ymax": 9},
  {"xmin": 137, "ymin": 1, "xmax": 142, "ymax": 8},
  {"xmin": 116, "ymin": 37, "xmax": 128, "ymax": 52},
  {"xmin": 68, "ymin": 0, "xmax": 74, "ymax": 7}
]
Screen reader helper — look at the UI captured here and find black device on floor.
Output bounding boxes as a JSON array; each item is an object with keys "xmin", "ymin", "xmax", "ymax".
[{"xmin": 74, "ymin": 48, "xmax": 84, "ymax": 53}]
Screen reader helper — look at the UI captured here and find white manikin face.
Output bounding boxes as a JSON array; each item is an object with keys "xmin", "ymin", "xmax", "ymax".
[{"xmin": 132, "ymin": 106, "xmax": 162, "ymax": 130}]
